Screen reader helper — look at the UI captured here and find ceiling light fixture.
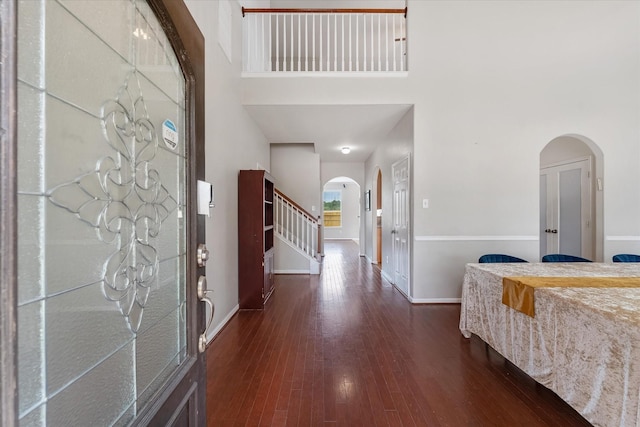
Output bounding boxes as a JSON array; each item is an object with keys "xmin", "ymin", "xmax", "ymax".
[{"xmin": 341, "ymin": 147, "xmax": 351, "ymax": 154}]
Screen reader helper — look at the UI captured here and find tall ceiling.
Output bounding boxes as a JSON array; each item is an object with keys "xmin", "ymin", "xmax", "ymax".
[
  {"xmin": 244, "ymin": 104, "xmax": 412, "ymax": 162},
  {"xmin": 243, "ymin": 0, "xmax": 411, "ymax": 163}
]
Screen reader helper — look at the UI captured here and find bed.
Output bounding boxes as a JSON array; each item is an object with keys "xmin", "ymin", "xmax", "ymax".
[{"xmin": 459, "ymin": 262, "xmax": 640, "ymax": 427}]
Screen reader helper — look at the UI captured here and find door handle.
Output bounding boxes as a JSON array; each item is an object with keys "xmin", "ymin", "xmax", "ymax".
[
  {"xmin": 197, "ymin": 275, "xmax": 214, "ymax": 353},
  {"xmin": 391, "ymin": 229, "xmax": 397, "ymax": 234},
  {"xmin": 551, "ymin": 229, "xmax": 558, "ymax": 234}
]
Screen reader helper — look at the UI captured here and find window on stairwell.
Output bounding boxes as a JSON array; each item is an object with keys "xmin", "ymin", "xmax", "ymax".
[{"xmin": 323, "ymin": 190, "xmax": 342, "ymax": 227}]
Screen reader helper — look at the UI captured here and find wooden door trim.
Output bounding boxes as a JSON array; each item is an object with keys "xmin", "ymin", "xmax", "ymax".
[{"xmin": 0, "ymin": 0, "xmax": 18, "ymax": 424}]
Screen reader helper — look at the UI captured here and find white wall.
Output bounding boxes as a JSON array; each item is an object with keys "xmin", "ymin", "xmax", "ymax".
[
  {"xmin": 410, "ymin": 1, "xmax": 640, "ymax": 299},
  {"xmin": 323, "ymin": 181, "xmax": 361, "ymax": 240},
  {"xmin": 270, "ymin": 143, "xmax": 322, "ymax": 216},
  {"xmin": 186, "ymin": 0, "xmax": 271, "ymax": 342}
]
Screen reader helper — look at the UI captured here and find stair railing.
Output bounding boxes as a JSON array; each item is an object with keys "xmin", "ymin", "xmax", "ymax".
[{"xmin": 274, "ymin": 189, "xmax": 320, "ymax": 259}]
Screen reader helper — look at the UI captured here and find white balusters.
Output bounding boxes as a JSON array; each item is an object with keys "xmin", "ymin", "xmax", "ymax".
[
  {"xmin": 326, "ymin": 15, "xmax": 330, "ymax": 71},
  {"xmin": 289, "ymin": 14, "xmax": 293, "ymax": 71},
  {"xmin": 341, "ymin": 14, "xmax": 345, "ymax": 71},
  {"xmin": 356, "ymin": 15, "xmax": 359, "ymax": 71},
  {"xmin": 312, "ymin": 14, "xmax": 316, "ymax": 71},
  {"xmin": 274, "ymin": 191, "xmax": 319, "ymax": 259},
  {"xmin": 362, "ymin": 15, "xmax": 366, "ymax": 71},
  {"xmin": 334, "ymin": 14, "xmax": 338, "ymax": 71},
  {"xmin": 400, "ymin": 14, "xmax": 405, "ymax": 71},
  {"xmin": 392, "ymin": 14, "xmax": 397, "ymax": 72},
  {"xmin": 297, "ymin": 14, "xmax": 301, "ymax": 71},
  {"xmin": 370, "ymin": 14, "xmax": 374, "ymax": 71},
  {"xmin": 377, "ymin": 14, "xmax": 381, "ymax": 71},
  {"xmin": 348, "ymin": 15, "xmax": 352, "ymax": 71},
  {"xmin": 243, "ymin": 9, "xmax": 407, "ymax": 73}
]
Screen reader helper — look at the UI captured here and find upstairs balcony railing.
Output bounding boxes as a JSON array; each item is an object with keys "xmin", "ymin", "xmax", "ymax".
[{"xmin": 242, "ymin": 7, "xmax": 407, "ymax": 73}]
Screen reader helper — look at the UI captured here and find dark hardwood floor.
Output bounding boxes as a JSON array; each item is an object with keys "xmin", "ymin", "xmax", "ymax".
[{"xmin": 206, "ymin": 240, "xmax": 592, "ymax": 426}]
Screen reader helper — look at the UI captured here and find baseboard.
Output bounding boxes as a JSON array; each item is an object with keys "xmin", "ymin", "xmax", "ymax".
[
  {"xmin": 409, "ymin": 298, "xmax": 461, "ymax": 304},
  {"xmin": 275, "ymin": 269, "xmax": 310, "ymax": 274},
  {"xmin": 381, "ymin": 270, "xmax": 393, "ymax": 284},
  {"xmin": 605, "ymin": 236, "xmax": 640, "ymax": 241},
  {"xmin": 414, "ymin": 235, "xmax": 537, "ymax": 241},
  {"xmin": 206, "ymin": 304, "xmax": 239, "ymax": 343},
  {"xmin": 393, "ymin": 283, "xmax": 410, "ymax": 300}
]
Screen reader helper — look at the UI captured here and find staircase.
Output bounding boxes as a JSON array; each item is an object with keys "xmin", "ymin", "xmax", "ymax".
[{"xmin": 274, "ymin": 189, "xmax": 322, "ymax": 274}]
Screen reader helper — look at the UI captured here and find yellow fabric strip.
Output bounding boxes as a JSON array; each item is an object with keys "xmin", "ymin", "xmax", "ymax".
[{"xmin": 502, "ymin": 276, "xmax": 640, "ymax": 317}]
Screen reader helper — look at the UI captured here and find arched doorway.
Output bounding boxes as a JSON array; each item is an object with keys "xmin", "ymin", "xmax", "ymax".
[
  {"xmin": 322, "ymin": 177, "xmax": 362, "ymax": 253},
  {"xmin": 540, "ymin": 135, "xmax": 604, "ymax": 261}
]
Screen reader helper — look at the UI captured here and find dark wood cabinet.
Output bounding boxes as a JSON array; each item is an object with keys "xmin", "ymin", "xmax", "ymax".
[{"xmin": 238, "ymin": 169, "xmax": 275, "ymax": 309}]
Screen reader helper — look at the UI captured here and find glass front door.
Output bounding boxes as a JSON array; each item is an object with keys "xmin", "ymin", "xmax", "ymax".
[{"xmin": 14, "ymin": 0, "xmax": 204, "ymax": 424}]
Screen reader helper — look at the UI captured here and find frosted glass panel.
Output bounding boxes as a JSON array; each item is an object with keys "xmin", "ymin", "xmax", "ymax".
[
  {"xmin": 113, "ymin": 403, "xmax": 136, "ymax": 427},
  {"xmin": 45, "ymin": 200, "xmax": 116, "ymax": 294},
  {"xmin": 57, "ymin": 0, "xmax": 135, "ymax": 63},
  {"xmin": 18, "ymin": 301, "xmax": 44, "ymax": 416},
  {"xmin": 17, "ymin": 195, "xmax": 43, "ymax": 304},
  {"xmin": 138, "ymin": 256, "xmax": 184, "ymax": 334},
  {"xmin": 137, "ymin": 72, "xmax": 186, "ymax": 158},
  {"xmin": 17, "ymin": 0, "xmax": 44, "ymax": 88},
  {"xmin": 136, "ymin": 308, "xmax": 181, "ymax": 407},
  {"xmin": 19, "ymin": 405, "xmax": 45, "ymax": 427},
  {"xmin": 559, "ymin": 168, "xmax": 582, "ymax": 257},
  {"xmin": 135, "ymin": 1, "xmax": 185, "ymax": 106},
  {"xmin": 44, "ymin": 96, "xmax": 114, "ymax": 189},
  {"xmin": 46, "ymin": 282, "xmax": 134, "ymax": 394},
  {"xmin": 17, "ymin": 82, "xmax": 44, "ymax": 193},
  {"xmin": 46, "ymin": 1, "xmax": 133, "ymax": 116},
  {"xmin": 47, "ymin": 342, "xmax": 136, "ymax": 426},
  {"xmin": 17, "ymin": 0, "xmax": 188, "ymax": 424}
]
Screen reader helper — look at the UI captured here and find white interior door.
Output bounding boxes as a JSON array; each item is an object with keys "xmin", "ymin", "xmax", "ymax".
[
  {"xmin": 392, "ymin": 155, "xmax": 410, "ymax": 297},
  {"xmin": 540, "ymin": 158, "xmax": 592, "ymax": 259}
]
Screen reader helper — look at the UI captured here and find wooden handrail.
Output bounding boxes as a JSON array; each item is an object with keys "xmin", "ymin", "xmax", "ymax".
[
  {"xmin": 275, "ymin": 189, "xmax": 318, "ymax": 223},
  {"xmin": 242, "ymin": 7, "xmax": 407, "ymax": 18}
]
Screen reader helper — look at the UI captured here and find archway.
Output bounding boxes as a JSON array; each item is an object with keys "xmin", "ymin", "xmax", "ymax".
[
  {"xmin": 540, "ymin": 135, "xmax": 604, "ymax": 261},
  {"xmin": 322, "ymin": 176, "xmax": 362, "ymax": 254}
]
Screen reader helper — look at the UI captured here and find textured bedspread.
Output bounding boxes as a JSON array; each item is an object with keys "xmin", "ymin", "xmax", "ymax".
[{"xmin": 459, "ymin": 262, "xmax": 640, "ymax": 427}]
